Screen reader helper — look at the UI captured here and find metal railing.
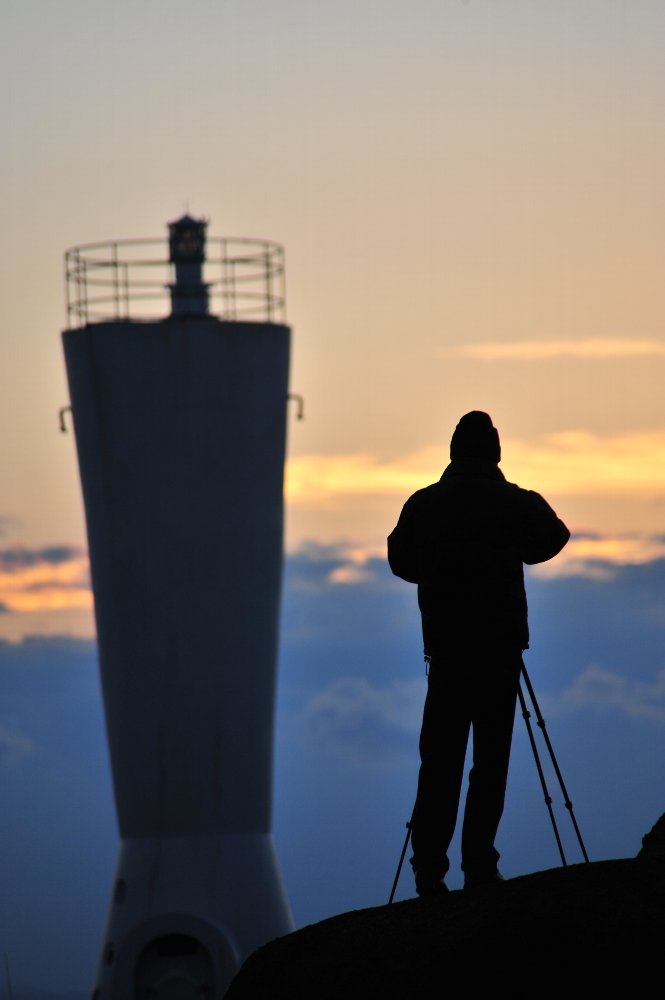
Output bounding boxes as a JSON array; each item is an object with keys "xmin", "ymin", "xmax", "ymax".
[{"xmin": 65, "ymin": 236, "xmax": 286, "ymax": 326}]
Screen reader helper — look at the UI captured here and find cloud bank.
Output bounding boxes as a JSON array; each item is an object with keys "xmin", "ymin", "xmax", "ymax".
[
  {"xmin": 0, "ymin": 545, "xmax": 90, "ymax": 613},
  {"xmin": 2, "ymin": 542, "xmax": 665, "ymax": 993},
  {"xmin": 286, "ymin": 431, "xmax": 665, "ymax": 519},
  {"xmin": 442, "ymin": 337, "xmax": 665, "ymax": 361}
]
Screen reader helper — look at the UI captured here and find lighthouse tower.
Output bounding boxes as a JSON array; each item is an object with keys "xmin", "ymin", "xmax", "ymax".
[{"xmin": 62, "ymin": 216, "xmax": 295, "ymax": 998}]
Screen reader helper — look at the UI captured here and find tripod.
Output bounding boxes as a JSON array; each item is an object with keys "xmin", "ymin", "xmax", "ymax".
[{"xmin": 388, "ymin": 663, "xmax": 589, "ymax": 904}]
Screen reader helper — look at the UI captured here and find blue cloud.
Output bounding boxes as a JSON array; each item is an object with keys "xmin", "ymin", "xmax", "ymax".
[
  {"xmin": 0, "ymin": 637, "xmax": 116, "ymax": 995},
  {"xmin": 549, "ymin": 665, "xmax": 665, "ymax": 723},
  {"xmin": 0, "ymin": 546, "xmax": 85, "ymax": 572},
  {"xmin": 0, "ymin": 721, "xmax": 33, "ymax": 761},
  {"xmin": 301, "ymin": 676, "xmax": 425, "ymax": 765},
  {"xmin": 2, "ymin": 545, "xmax": 665, "ymax": 994}
]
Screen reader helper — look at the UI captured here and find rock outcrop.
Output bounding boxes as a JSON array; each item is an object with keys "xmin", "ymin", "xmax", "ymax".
[{"xmin": 225, "ymin": 814, "xmax": 665, "ymax": 998}]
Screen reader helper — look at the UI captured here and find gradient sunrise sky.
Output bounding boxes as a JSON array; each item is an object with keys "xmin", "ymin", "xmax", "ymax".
[
  {"xmin": 2, "ymin": 0, "xmax": 665, "ymax": 636},
  {"xmin": 2, "ymin": 3, "xmax": 665, "ymax": 995}
]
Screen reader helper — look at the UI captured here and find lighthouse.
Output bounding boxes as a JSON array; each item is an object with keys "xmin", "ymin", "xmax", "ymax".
[{"xmin": 62, "ymin": 216, "xmax": 295, "ymax": 998}]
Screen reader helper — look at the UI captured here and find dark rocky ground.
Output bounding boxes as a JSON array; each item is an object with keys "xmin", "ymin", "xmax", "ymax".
[{"xmin": 225, "ymin": 814, "xmax": 665, "ymax": 998}]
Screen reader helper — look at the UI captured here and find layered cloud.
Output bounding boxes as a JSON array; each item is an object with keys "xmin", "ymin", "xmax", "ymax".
[
  {"xmin": 285, "ymin": 451, "xmax": 433, "ymax": 503},
  {"xmin": 295, "ymin": 534, "xmax": 665, "ymax": 585},
  {"xmin": 442, "ymin": 337, "xmax": 665, "ymax": 361},
  {"xmin": 551, "ymin": 665, "xmax": 665, "ymax": 724},
  {"xmin": 0, "ymin": 545, "xmax": 91, "ymax": 613},
  {"xmin": 506, "ymin": 430, "xmax": 665, "ymax": 496},
  {"xmin": 286, "ymin": 429, "xmax": 665, "ymax": 524},
  {"xmin": 278, "ymin": 544, "xmax": 665, "ymax": 763},
  {"xmin": 529, "ymin": 532, "xmax": 665, "ymax": 579},
  {"xmin": 2, "ymin": 540, "xmax": 665, "ymax": 977},
  {"xmin": 302, "ymin": 676, "xmax": 424, "ymax": 764}
]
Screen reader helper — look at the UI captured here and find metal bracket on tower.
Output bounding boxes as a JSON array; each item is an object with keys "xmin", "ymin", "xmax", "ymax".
[
  {"xmin": 288, "ymin": 394, "xmax": 304, "ymax": 420},
  {"xmin": 59, "ymin": 405, "xmax": 72, "ymax": 433}
]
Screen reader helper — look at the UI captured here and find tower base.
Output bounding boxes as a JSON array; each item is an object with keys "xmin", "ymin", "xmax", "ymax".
[{"xmin": 92, "ymin": 834, "xmax": 294, "ymax": 999}]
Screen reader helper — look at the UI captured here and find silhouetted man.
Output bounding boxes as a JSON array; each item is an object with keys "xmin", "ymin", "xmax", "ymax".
[{"xmin": 388, "ymin": 411, "xmax": 570, "ymax": 895}]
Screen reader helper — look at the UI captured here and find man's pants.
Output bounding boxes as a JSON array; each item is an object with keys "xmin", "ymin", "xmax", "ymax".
[{"xmin": 410, "ymin": 646, "xmax": 523, "ymax": 880}]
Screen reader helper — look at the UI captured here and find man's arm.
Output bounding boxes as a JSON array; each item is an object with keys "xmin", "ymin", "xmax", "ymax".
[
  {"xmin": 387, "ymin": 499, "xmax": 420, "ymax": 583},
  {"xmin": 520, "ymin": 490, "xmax": 571, "ymax": 565}
]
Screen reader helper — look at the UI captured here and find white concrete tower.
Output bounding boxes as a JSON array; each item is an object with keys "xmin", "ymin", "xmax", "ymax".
[{"xmin": 62, "ymin": 216, "xmax": 295, "ymax": 998}]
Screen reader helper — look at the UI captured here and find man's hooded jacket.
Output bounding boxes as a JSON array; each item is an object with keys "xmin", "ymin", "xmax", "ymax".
[{"xmin": 387, "ymin": 412, "xmax": 570, "ymax": 655}]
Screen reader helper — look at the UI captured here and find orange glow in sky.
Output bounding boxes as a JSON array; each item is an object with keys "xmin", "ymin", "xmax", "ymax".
[
  {"xmin": 2, "ymin": 1, "xmax": 665, "ymax": 632},
  {"xmin": 0, "ymin": 551, "xmax": 91, "ymax": 613}
]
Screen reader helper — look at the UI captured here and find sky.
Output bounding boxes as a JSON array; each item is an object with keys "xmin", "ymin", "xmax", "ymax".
[{"xmin": 2, "ymin": 1, "xmax": 665, "ymax": 995}]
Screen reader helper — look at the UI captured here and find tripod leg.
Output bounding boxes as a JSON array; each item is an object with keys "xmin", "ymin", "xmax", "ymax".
[
  {"xmin": 388, "ymin": 816, "xmax": 413, "ymax": 904},
  {"xmin": 518, "ymin": 682, "xmax": 567, "ymax": 866},
  {"xmin": 521, "ymin": 666, "xmax": 590, "ymax": 863}
]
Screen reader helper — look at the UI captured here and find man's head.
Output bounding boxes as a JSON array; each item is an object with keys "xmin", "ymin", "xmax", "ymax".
[{"xmin": 450, "ymin": 411, "xmax": 501, "ymax": 464}]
